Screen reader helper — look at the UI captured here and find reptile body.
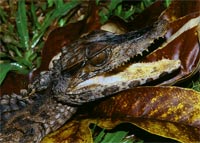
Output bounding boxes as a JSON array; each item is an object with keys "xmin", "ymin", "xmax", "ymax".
[{"xmin": 0, "ymin": 20, "xmax": 181, "ymax": 142}]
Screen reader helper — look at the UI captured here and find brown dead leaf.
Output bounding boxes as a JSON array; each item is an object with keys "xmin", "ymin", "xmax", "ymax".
[
  {"xmin": 143, "ymin": 13, "xmax": 200, "ymax": 85},
  {"xmin": 41, "ymin": 120, "xmax": 93, "ymax": 143},
  {"xmin": 127, "ymin": 1, "xmax": 166, "ymax": 30},
  {"xmin": 42, "ymin": 86, "xmax": 200, "ymax": 143},
  {"xmin": 126, "ymin": 0, "xmax": 200, "ymax": 31},
  {"xmin": 0, "ymin": 72, "xmax": 31, "ymax": 95},
  {"xmin": 160, "ymin": 0, "xmax": 200, "ymax": 22},
  {"xmin": 91, "ymin": 87, "xmax": 200, "ymax": 127},
  {"xmin": 91, "ymin": 87, "xmax": 200, "ymax": 142}
]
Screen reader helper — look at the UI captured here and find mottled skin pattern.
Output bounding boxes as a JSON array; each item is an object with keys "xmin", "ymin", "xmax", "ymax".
[
  {"xmin": 0, "ymin": 20, "xmax": 180, "ymax": 142},
  {"xmin": 0, "ymin": 91, "xmax": 77, "ymax": 143}
]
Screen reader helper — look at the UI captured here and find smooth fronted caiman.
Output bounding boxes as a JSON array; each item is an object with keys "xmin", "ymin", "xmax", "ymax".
[{"xmin": 0, "ymin": 19, "xmax": 181, "ymax": 143}]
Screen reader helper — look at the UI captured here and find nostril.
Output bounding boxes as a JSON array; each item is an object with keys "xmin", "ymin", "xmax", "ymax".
[{"xmin": 25, "ymin": 127, "xmax": 35, "ymax": 136}]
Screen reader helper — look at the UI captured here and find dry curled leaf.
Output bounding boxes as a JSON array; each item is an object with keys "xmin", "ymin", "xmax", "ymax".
[
  {"xmin": 91, "ymin": 87, "xmax": 200, "ymax": 142},
  {"xmin": 91, "ymin": 87, "xmax": 200, "ymax": 126},
  {"xmin": 160, "ymin": 0, "xmax": 200, "ymax": 22},
  {"xmin": 42, "ymin": 87, "xmax": 200, "ymax": 143},
  {"xmin": 127, "ymin": 1, "xmax": 166, "ymax": 30},
  {"xmin": 41, "ymin": 120, "xmax": 93, "ymax": 143},
  {"xmin": 142, "ymin": 14, "xmax": 200, "ymax": 85}
]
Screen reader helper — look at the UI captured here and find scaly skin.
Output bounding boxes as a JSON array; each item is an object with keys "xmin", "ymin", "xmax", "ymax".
[
  {"xmin": 0, "ymin": 19, "xmax": 180, "ymax": 142},
  {"xmin": 0, "ymin": 87, "xmax": 77, "ymax": 143}
]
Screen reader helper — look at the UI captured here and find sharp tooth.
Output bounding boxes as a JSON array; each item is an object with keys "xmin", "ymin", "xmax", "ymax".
[{"xmin": 137, "ymin": 52, "xmax": 142, "ymax": 56}]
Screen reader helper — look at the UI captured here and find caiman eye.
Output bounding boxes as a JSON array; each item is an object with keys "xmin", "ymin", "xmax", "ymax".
[
  {"xmin": 85, "ymin": 44, "xmax": 111, "ymax": 67},
  {"xmin": 89, "ymin": 50, "xmax": 110, "ymax": 67}
]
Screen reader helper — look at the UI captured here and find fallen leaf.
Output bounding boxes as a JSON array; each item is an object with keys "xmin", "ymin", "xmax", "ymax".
[
  {"xmin": 127, "ymin": 1, "xmax": 166, "ymax": 30},
  {"xmin": 42, "ymin": 120, "xmax": 93, "ymax": 143},
  {"xmin": 43, "ymin": 86, "xmax": 200, "ymax": 143},
  {"xmin": 160, "ymin": 0, "xmax": 200, "ymax": 22},
  {"xmin": 142, "ymin": 14, "xmax": 200, "ymax": 85}
]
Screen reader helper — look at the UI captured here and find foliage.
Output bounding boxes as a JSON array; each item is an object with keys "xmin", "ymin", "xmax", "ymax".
[
  {"xmin": 191, "ymin": 76, "xmax": 200, "ymax": 92},
  {"xmin": 96, "ymin": 0, "xmax": 172, "ymax": 24},
  {"xmin": 92, "ymin": 126, "xmax": 143, "ymax": 143},
  {"xmin": 0, "ymin": 0, "xmax": 80, "ymax": 85}
]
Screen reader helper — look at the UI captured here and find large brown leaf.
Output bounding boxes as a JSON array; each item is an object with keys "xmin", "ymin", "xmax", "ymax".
[
  {"xmin": 160, "ymin": 0, "xmax": 200, "ymax": 22},
  {"xmin": 42, "ymin": 86, "xmax": 200, "ymax": 143},
  {"xmin": 127, "ymin": 0, "xmax": 200, "ymax": 30},
  {"xmin": 142, "ymin": 14, "xmax": 200, "ymax": 85},
  {"xmin": 42, "ymin": 119, "xmax": 93, "ymax": 143},
  {"xmin": 127, "ymin": 1, "xmax": 166, "ymax": 30},
  {"xmin": 128, "ymin": 1, "xmax": 200, "ymax": 85}
]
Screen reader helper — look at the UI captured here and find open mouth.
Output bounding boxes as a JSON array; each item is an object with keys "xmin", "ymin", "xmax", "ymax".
[{"xmin": 67, "ymin": 59, "xmax": 181, "ymax": 95}]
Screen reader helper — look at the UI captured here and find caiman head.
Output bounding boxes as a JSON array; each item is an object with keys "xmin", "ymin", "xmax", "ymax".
[{"xmin": 51, "ymin": 19, "xmax": 181, "ymax": 105}]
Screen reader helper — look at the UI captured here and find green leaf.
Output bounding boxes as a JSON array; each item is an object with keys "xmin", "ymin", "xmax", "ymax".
[
  {"xmin": 164, "ymin": 0, "xmax": 172, "ymax": 7},
  {"xmin": 58, "ymin": 18, "xmax": 67, "ymax": 27},
  {"xmin": 0, "ymin": 52, "xmax": 9, "ymax": 58},
  {"xmin": 35, "ymin": 56, "xmax": 42, "ymax": 68},
  {"xmin": 114, "ymin": 5, "xmax": 135, "ymax": 21},
  {"xmin": 42, "ymin": 1, "xmax": 80, "ymax": 30},
  {"xmin": 142, "ymin": 0, "xmax": 154, "ymax": 7},
  {"xmin": 101, "ymin": 131, "xmax": 128, "ymax": 143},
  {"xmin": 5, "ymin": 44, "xmax": 23, "ymax": 57},
  {"xmin": 16, "ymin": 0, "xmax": 29, "ymax": 49},
  {"xmin": 0, "ymin": 7, "xmax": 8, "ymax": 23},
  {"xmin": 0, "ymin": 63, "xmax": 29, "ymax": 85},
  {"xmin": 41, "ymin": 3, "xmax": 47, "ymax": 11},
  {"xmin": 95, "ymin": 0, "xmax": 100, "ymax": 5},
  {"xmin": 99, "ymin": 10, "xmax": 109, "ymax": 24},
  {"xmin": 54, "ymin": 0, "xmax": 64, "ymax": 9},
  {"xmin": 13, "ymin": 54, "xmax": 33, "ymax": 68},
  {"xmin": 31, "ymin": 1, "xmax": 41, "ymax": 30},
  {"xmin": 0, "ymin": 63, "xmax": 11, "ymax": 85},
  {"xmin": 191, "ymin": 77, "xmax": 200, "ymax": 92},
  {"xmin": 108, "ymin": 0, "xmax": 122, "ymax": 12},
  {"xmin": 93, "ymin": 129, "xmax": 106, "ymax": 143},
  {"xmin": 47, "ymin": 0, "xmax": 54, "ymax": 7},
  {"xmin": 115, "ymin": 4, "xmax": 122, "ymax": 16},
  {"xmin": 31, "ymin": 0, "xmax": 80, "ymax": 48}
]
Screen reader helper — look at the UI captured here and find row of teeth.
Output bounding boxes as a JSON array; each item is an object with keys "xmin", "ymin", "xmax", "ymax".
[{"xmin": 107, "ymin": 47, "xmax": 151, "ymax": 73}]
